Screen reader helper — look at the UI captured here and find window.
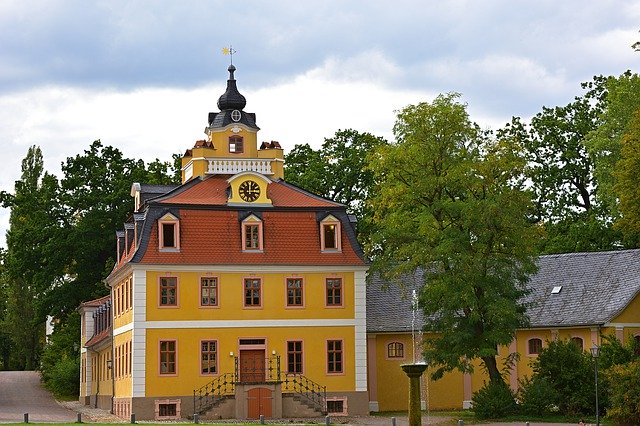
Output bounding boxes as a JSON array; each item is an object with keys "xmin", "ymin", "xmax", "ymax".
[
  {"xmin": 155, "ymin": 399, "xmax": 181, "ymax": 420},
  {"xmin": 528, "ymin": 338, "xmax": 543, "ymax": 355},
  {"xmin": 387, "ymin": 342, "xmax": 404, "ymax": 358},
  {"xmin": 634, "ymin": 335, "xmax": 640, "ymax": 356},
  {"xmin": 326, "ymin": 398, "xmax": 348, "ymax": 416},
  {"xmin": 159, "ymin": 277, "xmax": 177, "ymax": 306},
  {"xmin": 327, "ymin": 340, "xmax": 343, "ymax": 373},
  {"xmin": 244, "ymin": 278, "xmax": 261, "ymax": 307},
  {"xmin": 158, "ymin": 213, "xmax": 179, "ymax": 251},
  {"xmin": 229, "ymin": 136, "xmax": 244, "ymax": 153},
  {"xmin": 320, "ymin": 215, "xmax": 341, "ymax": 251},
  {"xmin": 201, "ymin": 277, "xmax": 218, "ymax": 306},
  {"xmin": 326, "ymin": 278, "xmax": 342, "ymax": 306},
  {"xmin": 287, "ymin": 341, "xmax": 303, "ymax": 374},
  {"xmin": 201, "ymin": 341, "xmax": 217, "ymax": 375},
  {"xmin": 159, "ymin": 340, "xmax": 176, "ymax": 375},
  {"xmin": 286, "ymin": 278, "xmax": 303, "ymax": 306},
  {"xmin": 242, "ymin": 215, "xmax": 263, "ymax": 251},
  {"xmin": 571, "ymin": 337, "xmax": 584, "ymax": 351}
]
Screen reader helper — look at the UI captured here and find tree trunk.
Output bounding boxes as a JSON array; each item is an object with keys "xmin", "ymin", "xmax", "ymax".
[{"xmin": 481, "ymin": 355, "xmax": 503, "ymax": 384}]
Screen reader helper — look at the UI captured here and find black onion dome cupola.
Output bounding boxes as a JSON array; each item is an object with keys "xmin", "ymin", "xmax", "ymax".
[{"xmin": 208, "ymin": 65, "xmax": 259, "ymax": 131}]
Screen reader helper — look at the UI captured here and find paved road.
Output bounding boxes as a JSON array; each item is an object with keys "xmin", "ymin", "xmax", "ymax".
[{"xmin": 0, "ymin": 371, "xmax": 77, "ymax": 423}]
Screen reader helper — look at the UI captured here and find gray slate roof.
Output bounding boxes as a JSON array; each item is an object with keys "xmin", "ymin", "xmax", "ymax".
[{"xmin": 366, "ymin": 249, "xmax": 640, "ymax": 333}]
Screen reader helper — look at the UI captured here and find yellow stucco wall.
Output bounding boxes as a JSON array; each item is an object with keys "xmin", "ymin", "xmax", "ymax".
[
  {"xmin": 114, "ymin": 331, "xmax": 132, "ymax": 397},
  {"xmin": 145, "ymin": 271, "xmax": 355, "ymax": 322}
]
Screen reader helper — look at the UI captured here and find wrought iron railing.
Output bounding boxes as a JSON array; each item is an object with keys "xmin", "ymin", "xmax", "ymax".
[
  {"xmin": 282, "ymin": 374, "xmax": 327, "ymax": 414},
  {"xmin": 193, "ymin": 372, "xmax": 235, "ymax": 415}
]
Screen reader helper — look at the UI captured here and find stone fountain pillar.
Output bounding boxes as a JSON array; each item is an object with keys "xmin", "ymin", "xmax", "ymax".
[{"xmin": 401, "ymin": 363, "xmax": 428, "ymax": 426}]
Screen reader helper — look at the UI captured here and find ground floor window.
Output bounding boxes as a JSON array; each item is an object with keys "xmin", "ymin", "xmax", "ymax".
[
  {"xmin": 326, "ymin": 397, "xmax": 348, "ymax": 416},
  {"xmin": 155, "ymin": 399, "xmax": 181, "ymax": 420}
]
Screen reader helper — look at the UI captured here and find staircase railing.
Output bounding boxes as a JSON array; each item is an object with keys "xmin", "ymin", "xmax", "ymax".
[
  {"xmin": 282, "ymin": 374, "xmax": 327, "ymax": 414},
  {"xmin": 234, "ymin": 355, "xmax": 281, "ymax": 383},
  {"xmin": 193, "ymin": 372, "xmax": 235, "ymax": 415}
]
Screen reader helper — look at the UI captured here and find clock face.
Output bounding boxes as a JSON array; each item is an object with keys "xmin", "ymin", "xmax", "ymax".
[{"xmin": 239, "ymin": 180, "xmax": 260, "ymax": 202}]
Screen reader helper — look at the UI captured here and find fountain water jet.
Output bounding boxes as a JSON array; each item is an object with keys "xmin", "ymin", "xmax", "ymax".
[{"xmin": 402, "ymin": 289, "xmax": 428, "ymax": 426}]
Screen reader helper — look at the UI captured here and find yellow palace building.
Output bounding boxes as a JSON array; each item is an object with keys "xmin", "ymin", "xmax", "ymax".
[{"xmin": 79, "ymin": 64, "xmax": 368, "ymax": 420}]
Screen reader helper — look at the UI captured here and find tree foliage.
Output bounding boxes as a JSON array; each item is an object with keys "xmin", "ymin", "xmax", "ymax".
[
  {"xmin": 605, "ymin": 359, "xmax": 640, "ymax": 426},
  {"xmin": 0, "ymin": 141, "xmax": 178, "ymax": 371},
  {"xmin": 284, "ymin": 129, "xmax": 388, "ymax": 244},
  {"xmin": 368, "ymin": 94, "xmax": 538, "ymax": 383}
]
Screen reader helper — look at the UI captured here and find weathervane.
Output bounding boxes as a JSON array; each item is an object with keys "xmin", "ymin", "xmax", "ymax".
[{"xmin": 222, "ymin": 45, "xmax": 236, "ymax": 65}]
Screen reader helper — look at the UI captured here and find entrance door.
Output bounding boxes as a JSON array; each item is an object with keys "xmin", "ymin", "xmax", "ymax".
[
  {"xmin": 240, "ymin": 349, "xmax": 265, "ymax": 383},
  {"xmin": 247, "ymin": 387, "xmax": 273, "ymax": 418}
]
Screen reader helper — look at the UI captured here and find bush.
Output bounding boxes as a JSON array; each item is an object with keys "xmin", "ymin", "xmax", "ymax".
[
  {"xmin": 604, "ymin": 359, "xmax": 640, "ymax": 426},
  {"xmin": 517, "ymin": 375, "xmax": 558, "ymax": 416},
  {"xmin": 40, "ymin": 312, "xmax": 80, "ymax": 398},
  {"xmin": 532, "ymin": 339, "xmax": 594, "ymax": 415},
  {"xmin": 472, "ymin": 380, "xmax": 517, "ymax": 420},
  {"xmin": 45, "ymin": 356, "xmax": 79, "ymax": 398}
]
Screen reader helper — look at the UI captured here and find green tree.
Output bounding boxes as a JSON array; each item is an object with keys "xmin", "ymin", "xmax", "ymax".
[
  {"xmin": 613, "ymin": 110, "xmax": 640, "ymax": 246},
  {"xmin": 368, "ymin": 94, "xmax": 538, "ymax": 384},
  {"xmin": 531, "ymin": 339, "xmax": 595, "ymax": 416},
  {"xmin": 499, "ymin": 77, "xmax": 621, "ymax": 253},
  {"xmin": 605, "ymin": 359, "xmax": 640, "ymax": 425},
  {"xmin": 0, "ymin": 146, "xmax": 64, "ymax": 369},
  {"xmin": 284, "ymin": 129, "xmax": 388, "ymax": 244},
  {"xmin": 585, "ymin": 71, "xmax": 640, "ymax": 220}
]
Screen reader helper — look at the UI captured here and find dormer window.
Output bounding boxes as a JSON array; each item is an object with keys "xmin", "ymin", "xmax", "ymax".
[
  {"xmin": 229, "ymin": 136, "xmax": 244, "ymax": 153},
  {"xmin": 242, "ymin": 214, "xmax": 263, "ymax": 251},
  {"xmin": 320, "ymin": 215, "xmax": 341, "ymax": 252},
  {"xmin": 158, "ymin": 213, "xmax": 180, "ymax": 252}
]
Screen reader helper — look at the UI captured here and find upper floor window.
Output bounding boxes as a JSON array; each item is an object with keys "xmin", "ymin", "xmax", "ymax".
[
  {"xmin": 634, "ymin": 335, "xmax": 640, "ymax": 356},
  {"xmin": 200, "ymin": 277, "xmax": 218, "ymax": 307},
  {"xmin": 158, "ymin": 213, "xmax": 180, "ymax": 251},
  {"xmin": 244, "ymin": 278, "xmax": 262, "ymax": 307},
  {"xmin": 528, "ymin": 338, "xmax": 543, "ymax": 355},
  {"xmin": 229, "ymin": 136, "xmax": 244, "ymax": 153},
  {"xmin": 387, "ymin": 342, "xmax": 404, "ymax": 358},
  {"xmin": 242, "ymin": 215, "xmax": 263, "ymax": 251},
  {"xmin": 320, "ymin": 215, "xmax": 341, "ymax": 252},
  {"xmin": 160, "ymin": 277, "xmax": 178, "ymax": 306},
  {"xmin": 326, "ymin": 278, "xmax": 343, "ymax": 307},
  {"xmin": 570, "ymin": 337, "xmax": 584, "ymax": 351},
  {"xmin": 286, "ymin": 278, "xmax": 303, "ymax": 307}
]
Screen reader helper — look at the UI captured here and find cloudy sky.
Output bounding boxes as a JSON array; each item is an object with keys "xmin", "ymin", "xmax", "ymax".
[{"xmin": 1, "ymin": 0, "xmax": 639, "ymax": 245}]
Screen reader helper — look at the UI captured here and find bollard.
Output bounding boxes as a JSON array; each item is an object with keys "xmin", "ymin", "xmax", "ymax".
[
  {"xmin": 325, "ymin": 415, "xmax": 331, "ymax": 425},
  {"xmin": 77, "ymin": 413, "xmax": 82, "ymax": 423},
  {"xmin": 193, "ymin": 413, "xmax": 199, "ymax": 424},
  {"xmin": 525, "ymin": 423, "xmax": 530, "ymax": 426},
  {"xmin": 458, "ymin": 420, "xmax": 463, "ymax": 426},
  {"xmin": 130, "ymin": 413, "xmax": 136, "ymax": 424},
  {"xmin": 23, "ymin": 413, "xmax": 28, "ymax": 423},
  {"xmin": 260, "ymin": 414, "xmax": 265, "ymax": 424},
  {"xmin": 391, "ymin": 417, "xmax": 396, "ymax": 426}
]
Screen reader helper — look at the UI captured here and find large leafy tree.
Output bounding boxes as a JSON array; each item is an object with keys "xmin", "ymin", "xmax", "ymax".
[
  {"xmin": 284, "ymin": 129, "xmax": 388, "ymax": 244},
  {"xmin": 368, "ymin": 94, "xmax": 538, "ymax": 383},
  {"xmin": 499, "ymin": 76, "xmax": 621, "ymax": 253},
  {"xmin": 0, "ymin": 146, "xmax": 65, "ymax": 369},
  {"xmin": 613, "ymin": 109, "xmax": 640, "ymax": 246}
]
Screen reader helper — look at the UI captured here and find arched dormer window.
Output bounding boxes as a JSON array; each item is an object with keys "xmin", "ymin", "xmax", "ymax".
[
  {"xmin": 387, "ymin": 342, "xmax": 404, "ymax": 359},
  {"xmin": 528, "ymin": 338, "xmax": 543, "ymax": 355},
  {"xmin": 229, "ymin": 135, "xmax": 243, "ymax": 153},
  {"xmin": 242, "ymin": 214, "xmax": 263, "ymax": 251},
  {"xmin": 158, "ymin": 213, "xmax": 180, "ymax": 252},
  {"xmin": 320, "ymin": 214, "xmax": 341, "ymax": 252}
]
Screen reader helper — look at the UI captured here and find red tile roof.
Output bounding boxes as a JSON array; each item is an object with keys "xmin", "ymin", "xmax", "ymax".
[
  {"xmin": 79, "ymin": 295, "xmax": 111, "ymax": 309},
  {"xmin": 84, "ymin": 327, "xmax": 112, "ymax": 348},
  {"xmin": 157, "ymin": 176, "xmax": 341, "ymax": 208},
  {"xmin": 140, "ymin": 210, "xmax": 365, "ymax": 266}
]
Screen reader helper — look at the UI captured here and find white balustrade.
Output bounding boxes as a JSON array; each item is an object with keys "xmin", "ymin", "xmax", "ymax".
[{"xmin": 205, "ymin": 158, "xmax": 273, "ymax": 175}]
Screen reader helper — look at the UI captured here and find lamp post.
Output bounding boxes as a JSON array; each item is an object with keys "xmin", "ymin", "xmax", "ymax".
[{"xmin": 590, "ymin": 345, "xmax": 600, "ymax": 426}]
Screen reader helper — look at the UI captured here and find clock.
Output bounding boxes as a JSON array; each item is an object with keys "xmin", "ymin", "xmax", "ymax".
[{"xmin": 239, "ymin": 180, "xmax": 260, "ymax": 202}]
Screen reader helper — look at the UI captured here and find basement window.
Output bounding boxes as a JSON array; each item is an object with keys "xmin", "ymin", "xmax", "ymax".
[
  {"xmin": 326, "ymin": 397, "xmax": 348, "ymax": 416},
  {"xmin": 155, "ymin": 399, "xmax": 180, "ymax": 420}
]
